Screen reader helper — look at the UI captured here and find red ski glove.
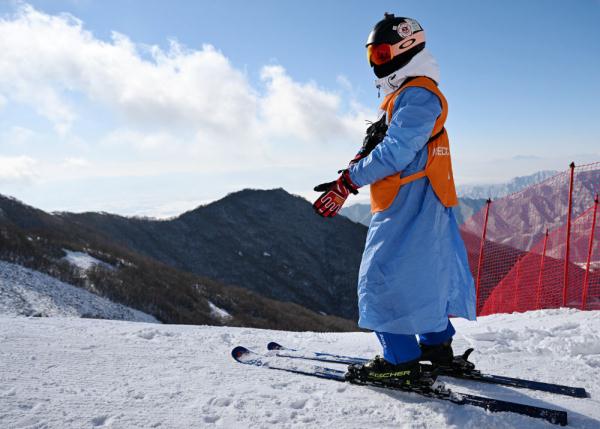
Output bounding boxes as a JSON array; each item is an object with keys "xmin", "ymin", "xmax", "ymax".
[{"xmin": 313, "ymin": 170, "xmax": 359, "ymax": 218}]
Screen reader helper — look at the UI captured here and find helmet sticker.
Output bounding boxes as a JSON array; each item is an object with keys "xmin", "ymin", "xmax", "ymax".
[
  {"xmin": 408, "ymin": 19, "xmax": 422, "ymax": 32},
  {"xmin": 399, "ymin": 39, "xmax": 416, "ymax": 49},
  {"xmin": 396, "ymin": 22, "xmax": 413, "ymax": 38}
]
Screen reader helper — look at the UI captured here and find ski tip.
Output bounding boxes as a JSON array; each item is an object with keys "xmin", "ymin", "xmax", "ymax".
[
  {"xmin": 231, "ymin": 346, "xmax": 251, "ymax": 361},
  {"xmin": 267, "ymin": 341, "xmax": 284, "ymax": 351}
]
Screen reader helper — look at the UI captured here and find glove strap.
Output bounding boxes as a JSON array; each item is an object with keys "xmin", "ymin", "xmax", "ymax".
[{"xmin": 340, "ymin": 170, "xmax": 359, "ymax": 195}]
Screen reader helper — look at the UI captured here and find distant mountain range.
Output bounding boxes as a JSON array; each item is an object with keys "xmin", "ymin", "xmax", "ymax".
[
  {"xmin": 342, "ymin": 170, "xmax": 563, "ymax": 227},
  {"xmin": 461, "ymin": 168, "xmax": 599, "ymax": 251},
  {"xmin": 341, "ymin": 197, "xmax": 488, "ymax": 227},
  {"xmin": 456, "ymin": 170, "xmax": 560, "ymax": 200}
]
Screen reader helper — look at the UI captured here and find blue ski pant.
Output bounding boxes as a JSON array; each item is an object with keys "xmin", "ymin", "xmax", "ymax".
[{"xmin": 375, "ymin": 319, "xmax": 456, "ymax": 364}]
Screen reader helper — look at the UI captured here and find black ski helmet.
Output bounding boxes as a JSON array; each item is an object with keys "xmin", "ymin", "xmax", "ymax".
[{"xmin": 366, "ymin": 13, "xmax": 426, "ymax": 78}]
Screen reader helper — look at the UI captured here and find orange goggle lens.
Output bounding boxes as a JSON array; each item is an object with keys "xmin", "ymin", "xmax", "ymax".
[{"xmin": 367, "ymin": 44, "xmax": 393, "ymax": 66}]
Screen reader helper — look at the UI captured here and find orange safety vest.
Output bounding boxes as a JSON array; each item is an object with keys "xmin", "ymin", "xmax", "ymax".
[{"xmin": 370, "ymin": 76, "xmax": 458, "ymax": 213}]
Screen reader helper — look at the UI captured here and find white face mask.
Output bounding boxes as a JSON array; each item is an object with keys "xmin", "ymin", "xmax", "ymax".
[{"xmin": 374, "ymin": 49, "xmax": 441, "ymax": 97}]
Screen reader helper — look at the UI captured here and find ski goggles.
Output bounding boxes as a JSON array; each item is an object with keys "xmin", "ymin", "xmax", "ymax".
[{"xmin": 367, "ymin": 43, "xmax": 394, "ymax": 66}]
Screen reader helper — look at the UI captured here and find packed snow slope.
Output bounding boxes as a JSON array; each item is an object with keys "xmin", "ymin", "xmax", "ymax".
[
  {"xmin": 0, "ymin": 260, "xmax": 157, "ymax": 322},
  {"xmin": 1, "ymin": 309, "xmax": 599, "ymax": 428}
]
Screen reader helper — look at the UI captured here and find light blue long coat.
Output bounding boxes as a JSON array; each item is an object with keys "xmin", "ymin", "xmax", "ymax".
[{"xmin": 348, "ymin": 86, "xmax": 476, "ymax": 335}]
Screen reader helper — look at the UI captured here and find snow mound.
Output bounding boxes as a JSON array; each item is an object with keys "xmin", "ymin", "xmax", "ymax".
[
  {"xmin": 1, "ymin": 308, "xmax": 599, "ymax": 428},
  {"xmin": 62, "ymin": 249, "xmax": 114, "ymax": 271},
  {"xmin": 0, "ymin": 260, "xmax": 157, "ymax": 322},
  {"xmin": 208, "ymin": 300, "xmax": 232, "ymax": 320}
]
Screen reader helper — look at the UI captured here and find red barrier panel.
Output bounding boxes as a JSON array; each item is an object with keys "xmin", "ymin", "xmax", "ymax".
[
  {"xmin": 535, "ymin": 229, "xmax": 549, "ymax": 309},
  {"xmin": 582, "ymin": 196, "xmax": 599, "ymax": 310},
  {"xmin": 475, "ymin": 199, "xmax": 491, "ymax": 308},
  {"xmin": 459, "ymin": 161, "xmax": 600, "ymax": 315},
  {"xmin": 480, "ymin": 205, "xmax": 599, "ymax": 315}
]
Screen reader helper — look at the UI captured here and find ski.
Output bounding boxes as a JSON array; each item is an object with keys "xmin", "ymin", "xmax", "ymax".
[
  {"xmin": 267, "ymin": 342, "xmax": 588, "ymax": 399},
  {"xmin": 232, "ymin": 346, "xmax": 567, "ymax": 426}
]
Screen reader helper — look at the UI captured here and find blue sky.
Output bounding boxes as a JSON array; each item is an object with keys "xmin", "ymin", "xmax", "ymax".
[{"xmin": 0, "ymin": 0, "xmax": 598, "ymax": 216}]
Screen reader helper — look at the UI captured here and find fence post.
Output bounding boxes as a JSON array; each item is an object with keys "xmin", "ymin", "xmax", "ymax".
[
  {"xmin": 562, "ymin": 162, "xmax": 575, "ymax": 307},
  {"xmin": 536, "ymin": 228, "xmax": 549, "ymax": 310},
  {"xmin": 581, "ymin": 194, "xmax": 599, "ymax": 310},
  {"xmin": 476, "ymin": 198, "xmax": 492, "ymax": 314}
]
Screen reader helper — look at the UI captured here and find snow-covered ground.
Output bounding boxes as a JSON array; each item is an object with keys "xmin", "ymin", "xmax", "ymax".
[
  {"xmin": 0, "ymin": 260, "xmax": 156, "ymax": 322},
  {"xmin": 1, "ymin": 309, "xmax": 599, "ymax": 428},
  {"xmin": 62, "ymin": 249, "xmax": 115, "ymax": 272},
  {"xmin": 208, "ymin": 300, "xmax": 232, "ymax": 320}
]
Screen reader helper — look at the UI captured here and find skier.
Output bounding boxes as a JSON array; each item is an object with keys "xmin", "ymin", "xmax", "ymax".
[{"xmin": 313, "ymin": 14, "xmax": 476, "ymax": 386}]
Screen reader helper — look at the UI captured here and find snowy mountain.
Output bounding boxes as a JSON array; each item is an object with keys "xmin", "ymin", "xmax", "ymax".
[
  {"xmin": 456, "ymin": 170, "xmax": 560, "ymax": 199},
  {"xmin": 0, "ymin": 260, "xmax": 156, "ymax": 322},
  {"xmin": 340, "ymin": 202, "xmax": 374, "ymax": 226},
  {"xmin": 1, "ymin": 308, "xmax": 599, "ymax": 428}
]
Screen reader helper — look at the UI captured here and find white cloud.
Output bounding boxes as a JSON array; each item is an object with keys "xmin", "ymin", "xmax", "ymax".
[
  {"xmin": 259, "ymin": 65, "xmax": 362, "ymax": 143},
  {"xmin": 336, "ymin": 75, "xmax": 353, "ymax": 91},
  {"xmin": 1, "ymin": 126, "xmax": 36, "ymax": 145},
  {"xmin": 0, "ymin": 156, "xmax": 37, "ymax": 184},
  {"xmin": 0, "ymin": 5, "xmax": 371, "ymax": 174},
  {"xmin": 0, "ymin": 4, "xmax": 379, "ymax": 214},
  {"xmin": 63, "ymin": 157, "xmax": 89, "ymax": 168},
  {"xmin": 102, "ymin": 129, "xmax": 178, "ymax": 151}
]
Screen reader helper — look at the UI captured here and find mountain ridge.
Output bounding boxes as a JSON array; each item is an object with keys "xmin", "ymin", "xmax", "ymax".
[
  {"xmin": 456, "ymin": 170, "xmax": 560, "ymax": 199},
  {"xmin": 60, "ymin": 188, "xmax": 367, "ymax": 320}
]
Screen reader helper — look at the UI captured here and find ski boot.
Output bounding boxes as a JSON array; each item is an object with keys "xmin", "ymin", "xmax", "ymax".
[
  {"xmin": 420, "ymin": 340, "xmax": 476, "ymax": 373},
  {"xmin": 451, "ymin": 348, "xmax": 477, "ymax": 372},
  {"xmin": 419, "ymin": 339, "xmax": 454, "ymax": 367},
  {"xmin": 345, "ymin": 356, "xmax": 436, "ymax": 388}
]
